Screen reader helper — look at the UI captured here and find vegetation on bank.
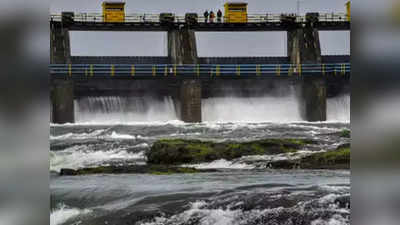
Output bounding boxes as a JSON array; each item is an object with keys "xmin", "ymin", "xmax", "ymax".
[{"xmin": 147, "ymin": 138, "xmax": 316, "ymax": 165}]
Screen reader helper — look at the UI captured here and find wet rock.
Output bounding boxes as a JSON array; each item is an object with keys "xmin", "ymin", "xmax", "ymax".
[
  {"xmin": 340, "ymin": 129, "xmax": 351, "ymax": 138},
  {"xmin": 147, "ymin": 138, "xmax": 316, "ymax": 165},
  {"xmin": 298, "ymin": 146, "xmax": 350, "ymax": 169},
  {"xmin": 59, "ymin": 165, "xmax": 217, "ymax": 176},
  {"xmin": 59, "ymin": 168, "xmax": 77, "ymax": 176},
  {"xmin": 335, "ymin": 195, "xmax": 350, "ymax": 209},
  {"xmin": 268, "ymin": 160, "xmax": 299, "ymax": 169}
]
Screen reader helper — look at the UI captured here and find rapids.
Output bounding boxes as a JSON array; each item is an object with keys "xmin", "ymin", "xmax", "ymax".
[
  {"xmin": 51, "ymin": 91, "xmax": 350, "ymax": 225},
  {"xmin": 50, "ymin": 121, "xmax": 350, "ymax": 225}
]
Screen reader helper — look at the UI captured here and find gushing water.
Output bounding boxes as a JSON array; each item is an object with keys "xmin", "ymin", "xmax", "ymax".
[
  {"xmin": 73, "ymin": 93, "xmax": 350, "ymax": 123},
  {"xmin": 74, "ymin": 96, "xmax": 178, "ymax": 123},
  {"xmin": 327, "ymin": 94, "xmax": 350, "ymax": 122},
  {"xmin": 202, "ymin": 95, "xmax": 302, "ymax": 122}
]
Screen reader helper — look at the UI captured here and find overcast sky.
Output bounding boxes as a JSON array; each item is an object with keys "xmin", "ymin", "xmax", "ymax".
[{"xmin": 50, "ymin": 0, "xmax": 350, "ymax": 56}]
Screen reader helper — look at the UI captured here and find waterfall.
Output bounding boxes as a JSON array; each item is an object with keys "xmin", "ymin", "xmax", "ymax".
[
  {"xmin": 73, "ymin": 93, "xmax": 350, "ymax": 124},
  {"xmin": 327, "ymin": 94, "xmax": 350, "ymax": 122},
  {"xmin": 74, "ymin": 96, "xmax": 178, "ymax": 123},
  {"xmin": 202, "ymin": 88, "xmax": 302, "ymax": 123}
]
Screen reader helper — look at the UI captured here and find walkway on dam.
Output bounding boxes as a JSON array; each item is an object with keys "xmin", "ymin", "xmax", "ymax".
[
  {"xmin": 50, "ymin": 13, "xmax": 350, "ymax": 31},
  {"xmin": 50, "ymin": 63, "xmax": 350, "ymax": 79}
]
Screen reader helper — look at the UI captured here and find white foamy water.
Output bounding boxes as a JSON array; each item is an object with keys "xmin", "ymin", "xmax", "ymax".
[
  {"xmin": 202, "ymin": 95, "xmax": 302, "ymax": 123},
  {"xmin": 182, "ymin": 159, "xmax": 255, "ymax": 170},
  {"xmin": 311, "ymin": 215, "xmax": 349, "ymax": 225},
  {"xmin": 181, "ymin": 150, "xmax": 326, "ymax": 170},
  {"xmin": 327, "ymin": 94, "xmax": 350, "ymax": 122},
  {"xmin": 70, "ymin": 89, "xmax": 350, "ymax": 124},
  {"xmin": 50, "ymin": 145, "xmax": 145, "ymax": 172},
  {"xmin": 141, "ymin": 201, "xmax": 241, "ymax": 225},
  {"xmin": 108, "ymin": 131, "xmax": 136, "ymax": 139},
  {"xmin": 75, "ymin": 96, "xmax": 178, "ymax": 123},
  {"xmin": 50, "ymin": 204, "xmax": 91, "ymax": 225},
  {"xmin": 241, "ymin": 150, "xmax": 326, "ymax": 164},
  {"xmin": 50, "ymin": 129, "xmax": 105, "ymax": 140},
  {"xmin": 50, "ymin": 130, "xmax": 137, "ymax": 140},
  {"xmin": 142, "ymin": 198, "xmax": 349, "ymax": 225}
]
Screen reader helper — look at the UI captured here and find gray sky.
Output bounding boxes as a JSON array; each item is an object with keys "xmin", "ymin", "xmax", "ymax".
[{"xmin": 50, "ymin": 0, "xmax": 350, "ymax": 56}]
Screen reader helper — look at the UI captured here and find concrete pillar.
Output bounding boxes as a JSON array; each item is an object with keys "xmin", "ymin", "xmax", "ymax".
[
  {"xmin": 51, "ymin": 80, "xmax": 74, "ymax": 124},
  {"xmin": 180, "ymin": 80, "xmax": 202, "ymax": 122},
  {"xmin": 287, "ymin": 27, "xmax": 322, "ymax": 65},
  {"xmin": 168, "ymin": 28, "xmax": 201, "ymax": 122},
  {"xmin": 168, "ymin": 29, "xmax": 198, "ymax": 64},
  {"xmin": 301, "ymin": 77, "xmax": 326, "ymax": 121},
  {"xmin": 288, "ymin": 15, "xmax": 326, "ymax": 121},
  {"xmin": 50, "ymin": 21, "xmax": 71, "ymax": 64}
]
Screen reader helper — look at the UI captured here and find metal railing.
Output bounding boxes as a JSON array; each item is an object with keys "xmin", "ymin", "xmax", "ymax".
[
  {"xmin": 49, "ymin": 13, "xmax": 349, "ymax": 23},
  {"xmin": 50, "ymin": 63, "xmax": 350, "ymax": 78}
]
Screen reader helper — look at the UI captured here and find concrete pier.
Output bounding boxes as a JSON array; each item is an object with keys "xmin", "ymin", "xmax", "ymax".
[
  {"xmin": 168, "ymin": 28, "xmax": 201, "ymax": 122},
  {"xmin": 180, "ymin": 80, "xmax": 202, "ymax": 122},
  {"xmin": 50, "ymin": 13, "xmax": 73, "ymax": 123},
  {"xmin": 51, "ymin": 80, "xmax": 74, "ymax": 124},
  {"xmin": 50, "ymin": 15, "xmax": 71, "ymax": 64},
  {"xmin": 288, "ymin": 13, "xmax": 326, "ymax": 121},
  {"xmin": 301, "ymin": 77, "xmax": 326, "ymax": 121}
]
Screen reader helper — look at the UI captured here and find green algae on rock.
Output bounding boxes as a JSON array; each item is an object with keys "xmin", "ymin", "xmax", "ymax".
[
  {"xmin": 299, "ymin": 146, "xmax": 350, "ymax": 169},
  {"xmin": 269, "ymin": 145, "xmax": 350, "ymax": 170},
  {"xmin": 147, "ymin": 138, "xmax": 316, "ymax": 165},
  {"xmin": 59, "ymin": 165, "xmax": 217, "ymax": 176},
  {"xmin": 339, "ymin": 129, "xmax": 351, "ymax": 138}
]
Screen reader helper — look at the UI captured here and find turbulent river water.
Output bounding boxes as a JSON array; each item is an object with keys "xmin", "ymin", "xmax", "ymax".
[{"xmin": 50, "ymin": 95, "xmax": 350, "ymax": 225}]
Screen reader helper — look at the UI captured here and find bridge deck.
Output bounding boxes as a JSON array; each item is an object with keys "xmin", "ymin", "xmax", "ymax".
[{"xmin": 50, "ymin": 13, "xmax": 350, "ymax": 31}]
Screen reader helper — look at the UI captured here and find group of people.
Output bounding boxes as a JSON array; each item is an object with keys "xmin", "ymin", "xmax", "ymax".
[{"xmin": 204, "ymin": 9, "xmax": 223, "ymax": 23}]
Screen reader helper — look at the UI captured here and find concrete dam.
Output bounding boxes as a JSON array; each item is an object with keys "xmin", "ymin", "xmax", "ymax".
[{"xmin": 50, "ymin": 12, "xmax": 350, "ymax": 123}]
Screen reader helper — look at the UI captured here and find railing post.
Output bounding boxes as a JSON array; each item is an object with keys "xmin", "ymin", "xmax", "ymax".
[
  {"xmin": 131, "ymin": 65, "xmax": 135, "ymax": 76},
  {"xmin": 90, "ymin": 64, "xmax": 93, "ymax": 77},
  {"xmin": 174, "ymin": 64, "xmax": 177, "ymax": 76},
  {"xmin": 276, "ymin": 65, "xmax": 281, "ymax": 76},
  {"xmin": 298, "ymin": 64, "xmax": 302, "ymax": 76},
  {"xmin": 341, "ymin": 63, "xmax": 345, "ymax": 75}
]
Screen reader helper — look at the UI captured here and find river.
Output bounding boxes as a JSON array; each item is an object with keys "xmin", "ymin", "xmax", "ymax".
[{"xmin": 50, "ymin": 95, "xmax": 350, "ymax": 225}]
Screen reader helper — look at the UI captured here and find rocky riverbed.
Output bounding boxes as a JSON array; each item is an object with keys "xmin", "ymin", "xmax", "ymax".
[{"xmin": 51, "ymin": 122, "xmax": 350, "ymax": 225}]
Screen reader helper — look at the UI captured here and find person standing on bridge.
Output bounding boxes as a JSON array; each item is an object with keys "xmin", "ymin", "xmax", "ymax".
[
  {"xmin": 209, "ymin": 11, "xmax": 215, "ymax": 23},
  {"xmin": 204, "ymin": 10, "xmax": 209, "ymax": 23},
  {"xmin": 217, "ymin": 9, "xmax": 222, "ymax": 23}
]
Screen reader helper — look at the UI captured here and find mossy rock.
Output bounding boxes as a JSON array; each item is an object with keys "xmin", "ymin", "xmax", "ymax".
[
  {"xmin": 268, "ymin": 145, "xmax": 350, "ymax": 170},
  {"xmin": 59, "ymin": 165, "xmax": 216, "ymax": 176},
  {"xmin": 339, "ymin": 129, "xmax": 351, "ymax": 138},
  {"xmin": 299, "ymin": 146, "xmax": 350, "ymax": 169},
  {"xmin": 147, "ymin": 138, "xmax": 315, "ymax": 165}
]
